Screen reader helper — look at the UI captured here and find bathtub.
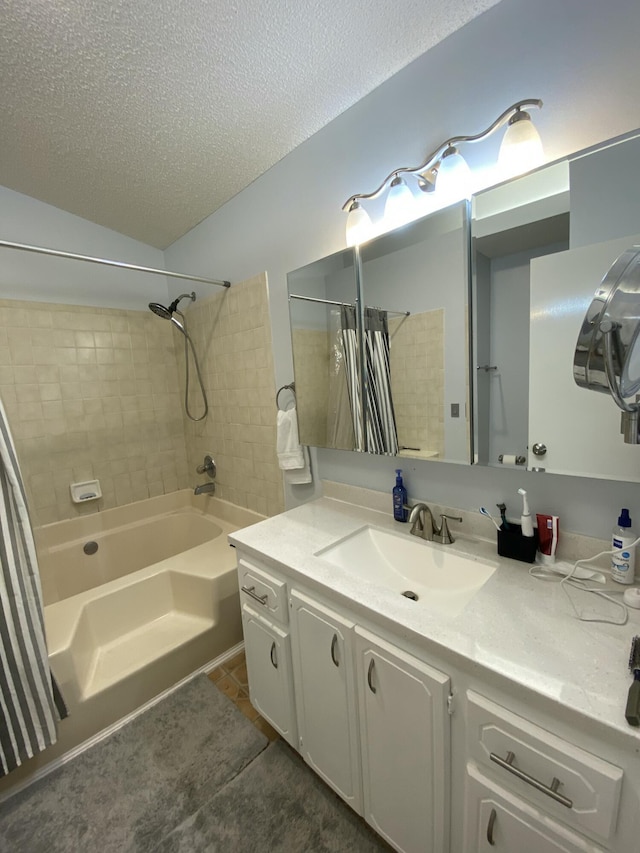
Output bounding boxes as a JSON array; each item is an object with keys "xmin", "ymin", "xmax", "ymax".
[{"xmin": 3, "ymin": 490, "xmax": 263, "ymax": 793}]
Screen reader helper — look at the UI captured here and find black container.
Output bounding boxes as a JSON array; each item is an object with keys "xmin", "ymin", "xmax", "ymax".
[{"xmin": 497, "ymin": 523, "xmax": 538, "ymax": 564}]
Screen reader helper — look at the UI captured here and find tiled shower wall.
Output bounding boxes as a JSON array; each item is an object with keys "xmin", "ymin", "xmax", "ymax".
[
  {"xmin": 390, "ymin": 309, "xmax": 445, "ymax": 457},
  {"xmin": 0, "ymin": 272, "xmax": 283, "ymax": 525},
  {"xmin": 177, "ymin": 273, "xmax": 284, "ymax": 517},
  {"xmin": 290, "ymin": 328, "xmax": 329, "ymax": 448},
  {"xmin": 0, "ymin": 299, "xmax": 189, "ymax": 525}
]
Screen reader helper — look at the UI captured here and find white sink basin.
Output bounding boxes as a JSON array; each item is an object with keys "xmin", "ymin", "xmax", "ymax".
[{"xmin": 316, "ymin": 526, "xmax": 497, "ymax": 614}]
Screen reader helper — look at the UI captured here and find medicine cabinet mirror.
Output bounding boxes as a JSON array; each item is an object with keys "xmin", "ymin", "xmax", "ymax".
[
  {"xmin": 472, "ymin": 129, "xmax": 640, "ymax": 482},
  {"xmin": 287, "ymin": 127, "xmax": 640, "ymax": 482},
  {"xmin": 287, "ymin": 201, "xmax": 472, "ymax": 464}
]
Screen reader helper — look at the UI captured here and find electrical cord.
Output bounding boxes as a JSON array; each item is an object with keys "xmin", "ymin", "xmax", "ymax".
[{"xmin": 529, "ymin": 535, "xmax": 640, "ymax": 626}]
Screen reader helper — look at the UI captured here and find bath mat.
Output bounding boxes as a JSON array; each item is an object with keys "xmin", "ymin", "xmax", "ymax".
[
  {"xmin": 156, "ymin": 739, "xmax": 392, "ymax": 853},
  {"xmin": 0, "ymin": 675, "xmax": 268, "ymax": 853}
]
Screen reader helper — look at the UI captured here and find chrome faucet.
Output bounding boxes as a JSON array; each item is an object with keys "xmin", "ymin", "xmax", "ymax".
[
  {"xmin": 405, "ymin": 503, "xmax": 436, "ymax": 541},
  {"xmin": 404, "ymin": 503, "xmax": 463, "ymax": 544},
  {"xmin": 194, "ymin": 482, "xmax": 215, "ymax": 496},
  {"xmin": 194, "ymin": 453, "xmax": 216, "ymax": 496}
]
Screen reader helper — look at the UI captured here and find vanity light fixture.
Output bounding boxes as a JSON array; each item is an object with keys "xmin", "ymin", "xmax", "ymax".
[{"xmin": 343, "ymin": 98, "xmax": 544, "ymax": 246}]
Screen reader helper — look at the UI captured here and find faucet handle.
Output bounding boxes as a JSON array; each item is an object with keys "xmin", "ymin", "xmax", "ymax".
[
  {"xmin": 437, "ymin": 514, "xmax": 462, "ymax": 545},
  {"xmin": 196, "ymin": 454, "xmax": 216, "ymax": 479}
]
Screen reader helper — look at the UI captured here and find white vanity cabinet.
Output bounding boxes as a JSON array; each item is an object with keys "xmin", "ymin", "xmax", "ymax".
[
  {"xmin": 355, "ymin": 627, "xmax": 451, "ymax": 853},
  {"xmin": 289, "ymin": 589, "xmax": 362, "ymax": 813}
]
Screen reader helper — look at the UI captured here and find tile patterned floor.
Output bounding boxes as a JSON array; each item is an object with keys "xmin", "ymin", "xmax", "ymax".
[{"xmin": 208, "ymin": 651, "xmax": 280, "ymax": 741}]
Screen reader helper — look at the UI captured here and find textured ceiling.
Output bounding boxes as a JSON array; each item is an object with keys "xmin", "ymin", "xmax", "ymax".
[{"xmin": 0, "ymin": 0, "xmax": 500, "ymax": 248}]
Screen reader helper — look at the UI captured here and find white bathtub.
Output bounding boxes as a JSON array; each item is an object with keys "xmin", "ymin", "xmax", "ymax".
[{"xmin": 2, "ymin": 490, "xmax": 263, "ymax": 793}]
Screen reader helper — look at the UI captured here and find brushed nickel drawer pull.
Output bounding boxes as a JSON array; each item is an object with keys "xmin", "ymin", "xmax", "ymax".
[
  {"xmin": 367, "ymin": 658, "xmax": 377, "ymax": 693},
  {"xmin": 241, "ymin": 585, "xmax": 268, "ymax": 605},
  {"xmin": 270, "ymin": 640, "xmax": 278, "ymax": 668},
  {"xmin": 330, "ymin": 633, "xmax": 339, "ymax": 667},
  {"xmin": 489, "ymin": 750, "xmax": 573, "ymax": 808},
  {"xmin": 487, "ymin": 808, "xmax": 497, "ymax": 845}
]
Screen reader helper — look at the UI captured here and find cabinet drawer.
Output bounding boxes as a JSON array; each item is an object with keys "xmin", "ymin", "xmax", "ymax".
[
  {"xmin": 466, "ymin": 691, "xmax": 622, "ymax": 842},
  {"xmin": 464, "ymin": 764, "xmax": 606, "ymax": 853},
  {"xmin": 238, "ymin": 558, "xmax": 288, "ymax": 625}
]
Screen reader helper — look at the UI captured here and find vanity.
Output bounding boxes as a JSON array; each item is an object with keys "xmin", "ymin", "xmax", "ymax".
[{"xmin": 229, "ymin": 490, "xmax": 640, "ymax": 853}]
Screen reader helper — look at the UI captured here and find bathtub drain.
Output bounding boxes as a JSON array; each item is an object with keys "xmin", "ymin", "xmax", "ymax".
[{"xmin": 83, "ymin": 541, "xmax": 99, "ymax": 556}]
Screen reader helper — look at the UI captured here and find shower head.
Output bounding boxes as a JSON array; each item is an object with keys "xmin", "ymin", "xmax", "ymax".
[
  {"xmin": 148, "ymin": 291, "xmax": 196, "ymax": 320},
  {"xmin": 149, "ymin": 302, "xmax": 173, "ymax": 320}
]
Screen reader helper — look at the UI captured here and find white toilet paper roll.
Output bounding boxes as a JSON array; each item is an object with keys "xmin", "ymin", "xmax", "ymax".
[{"xmin": 501, "ymin": 454, "xmax": 517, "ymax": 466}]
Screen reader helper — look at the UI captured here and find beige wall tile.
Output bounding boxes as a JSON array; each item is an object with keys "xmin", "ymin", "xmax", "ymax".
[
  {"xmin": 0, "ymin": 276, "xmax": 283, "ymax": 525},
  {"xmin": 390, "ymin": 309, "xmax": 445, "ymax": 458},
  {"xmin": 178, "ymin": 274, "xmax": 284, "ymax": 517}
]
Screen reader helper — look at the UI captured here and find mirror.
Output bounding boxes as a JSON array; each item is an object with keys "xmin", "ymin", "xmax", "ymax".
[
  {"xmin": 358, "ymin": 201, "xmax": 471, "ymax": 463},
  {"xmin": 472, "ymin": 129, "xmax": 640, "ymax": 481},
  {"xmin": 287, "ymin": 202, "xmax": 472, "ymax": 462}
]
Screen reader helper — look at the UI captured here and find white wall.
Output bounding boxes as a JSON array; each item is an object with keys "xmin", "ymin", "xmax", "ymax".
[
  {"xmin": 0, "ymin": 186, "xmax": 168, "ymax": 310},
  {"xmin": 163, "ymin": 0, "xmax": 640, "ymax": 538}
]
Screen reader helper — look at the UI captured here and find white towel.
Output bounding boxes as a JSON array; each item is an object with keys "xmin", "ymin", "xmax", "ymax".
[
  {"xmin": 277, "ymin": 407, "xmax": 313, "ymax": 484},
  {"xmin": 277, "ymin": 408, "xmax": 305, "ymax": 469},
  {"xmin": 285, "ymin": 445, "xmax": 312, "ymax": 485}
]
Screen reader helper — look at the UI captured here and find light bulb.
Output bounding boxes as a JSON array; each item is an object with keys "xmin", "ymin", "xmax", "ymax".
[
  {"xmin": 383, "ymin": 175, "xmax": 418, "ymax": 230},
  {"xmin": 345, "ymin": 201, "xmax": 373, "ymax": 246},
  {"xmin": 498, "ymin": 110, "xmax": 544, "ymax": 178},
  {"xmin": 435, "ymin": 146, "xmax": 472, "ymax": 204}
]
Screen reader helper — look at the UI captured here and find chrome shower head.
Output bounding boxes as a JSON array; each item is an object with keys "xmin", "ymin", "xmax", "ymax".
[
  {"xmin": 148, "ymin": 291, "xmax": 196, "ymax": 321},
  {"xmin": 149, "ymin": 302, "xmax": 173, "ymax": 320}
]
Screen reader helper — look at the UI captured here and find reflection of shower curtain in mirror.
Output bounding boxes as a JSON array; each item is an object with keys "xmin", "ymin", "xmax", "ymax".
[
  {"xmin": 339, "ymin": 306, "xmax": 364, "ymax": 450},
  {"xmin": 327, "ymin": 309, "xmax": 356, "ymax": 450},
  {"xmin": 340, "ymin": 306, "xmax": 398, "ymax": 454}
]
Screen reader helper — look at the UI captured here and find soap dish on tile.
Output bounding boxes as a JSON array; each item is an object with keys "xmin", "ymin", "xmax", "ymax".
[{"xmin": 70, "ymin": 480, "xmax": 102, "ymax": 503}]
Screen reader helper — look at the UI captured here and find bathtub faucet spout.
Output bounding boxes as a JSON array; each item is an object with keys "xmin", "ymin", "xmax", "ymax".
[{"xmin": 194, "ymin": 482, "xmax": 216, "ymax": 496}]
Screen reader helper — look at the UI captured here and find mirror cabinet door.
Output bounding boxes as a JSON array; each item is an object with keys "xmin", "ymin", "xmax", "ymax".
[
  {"xmin": 287, "ymin": 201, "xmax": 473, "ymax": 462},
  {"xmin": 358, "ymin": 201, "xmax": 472, "ymax": 464},
  {"xmin": 471, "ymin": 161, "xmax": 570, "ymax": 470},
  {"xmin": 471, "ymin": 130, "xmax": 640, "ymax": 481}
]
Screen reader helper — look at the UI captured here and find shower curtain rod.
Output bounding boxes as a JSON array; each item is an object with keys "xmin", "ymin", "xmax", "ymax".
[
  {"xmin": 0, "ymin": 240, "xmax": 231, "ymax": 288},
  {"xmin": 288, "ymin": 292, "xmax": 409, "ymax": 316}
]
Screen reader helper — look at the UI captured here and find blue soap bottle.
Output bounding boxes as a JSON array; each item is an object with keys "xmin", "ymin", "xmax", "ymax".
[{"xmin": 393, "ymin": 469, "xmax": 408, "ymax": 522}]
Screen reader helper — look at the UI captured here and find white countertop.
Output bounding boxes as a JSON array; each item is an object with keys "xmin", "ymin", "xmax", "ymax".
[{"xmin": 229, "ymin": 496, "xmax": 640, "ymax": 743}]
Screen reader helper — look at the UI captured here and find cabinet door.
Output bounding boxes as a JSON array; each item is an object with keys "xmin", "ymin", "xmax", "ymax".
[
  {"xmin": 464, "ymin": 765, "xmax": 606, "ymax": 853},
  {"xmin": 355, "ymin": 627, "xmax": 451, "ymax": 853},
  {"xmin": 290, "ymin": 590, "xmax": 361, "ymax": 812},
  {"xmin": 241, "ymin": 603, "xmax": 297, "ymax": 747}
]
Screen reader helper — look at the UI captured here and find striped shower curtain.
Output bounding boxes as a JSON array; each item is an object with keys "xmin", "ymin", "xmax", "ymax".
[
  {"xmin": 340, "ymin": 305, "xmax": 399, "ymax": 455},
  {"xmin": 363, "ymin": 308, "xmax": 399, "ymax": 455},
  {"xmin": 0, "ymin": 396, "xmax": 67, "ymax": 777},
  {"xmin": 340, "ymin": 305, "xmax": 365, "ymax": 451}
]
